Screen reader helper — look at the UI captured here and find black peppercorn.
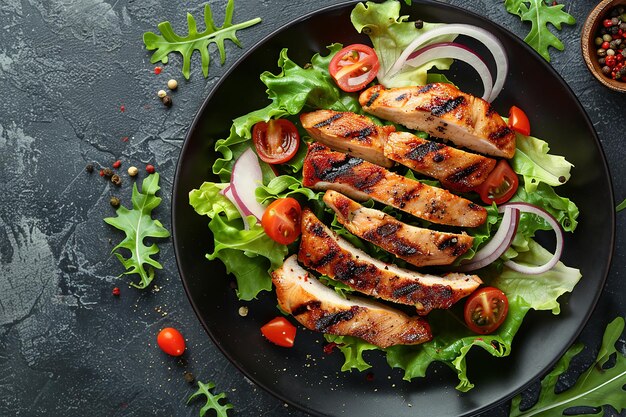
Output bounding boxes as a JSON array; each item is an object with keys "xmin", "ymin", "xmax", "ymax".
[
  {"xmin": 558, "ymin": 175, "xmax": 566, "ymax": 183},
  {"xmin": 162, "ymin": 95, "xmax": 173, "ymax": 107},
  {"xmin": 85, "ymin": 163, "xmax": 94, "ymax": 173},
  {"xmin": 110, "ymin": 197, "xmax": 120, "ymax": 208},
  {"xmin": 183, "ymin": 371, "xmax": 195, "ymax": 384},
  {"xmin": 111, "ymin": 174, "xmax": 122, "ymax": 186},
  {"xmin": 415, "ymin": 19, "xmax": 424, "ymax": 29}
]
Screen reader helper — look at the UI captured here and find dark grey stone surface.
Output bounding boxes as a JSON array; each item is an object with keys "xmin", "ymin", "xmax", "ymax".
[{"xmin": 0, "ymin": 0, "xmax": 623, "ymax": 416}]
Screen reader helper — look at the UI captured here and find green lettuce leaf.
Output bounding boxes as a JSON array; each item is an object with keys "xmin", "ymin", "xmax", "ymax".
[
  {"xmin": 324, "ymin": 334, "xmax": 379, "ymax": 372},
  {"xmin": 188, "ymin": 181, "xmax": 240, "ymax": 221},
  {"xmin": 510, "ymin": 317, "xmax": 626, "ymax": 416},
  {"xmin": 351, "ymin": 0, "xmax": 456, "ymax": 87},
  {"xmin": 104, "ymin": 173, "xmax": 170, "ymax": 289},
  {"xmin": 511, "ymin": 133, "xmax": 574, "ymax": 193},
  {"xmin": 143, "ymin": 0, "xmax": 261, "ymax": 79},
  {"xmin": 511, "ymin": 183, "xmax": 579, "ymax": 235}
]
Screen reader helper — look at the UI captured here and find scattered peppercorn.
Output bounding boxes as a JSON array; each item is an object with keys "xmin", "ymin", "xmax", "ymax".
[
  {"xmin": 112, "ymin": 287, "xmax": 121, "ymax": 296},
  {"xmin": 154, "ymin": 66, "xmax": 162, "ymax": 75},
  {"xmin": 85, "ymin": 163, "xmax": 94, "ymax": 173},
  {"xmin": 110, "ymin": 196, "xmax": 121, "ymax": 208},
  {"xmin": 167, "ymin": 79, "xmax": 178, "ymax": 90},
  {"xmin": 594, "ymin": 6, "xmax": 626, "ymax": 82},
  {"xmin": 365, "ymin": 372, "xmax": 375, "ymax": 382},
  {"xmin": 112, "ymin": 160, "xmax": 121, "ymax": 169},
  {"xmin": 111, "ymin": 174, "xmax": 122, "ymax": 186},
  {"xmin": 146, "ymin": 164, "xmax": 155, "ymax": 174},
  {"xmin": 415, "ymin": 19, "xmax": 424, "ymax": 29},
  {"xmin": 157, "ymin": 89, "xmax": 167, "ymax": 98},
  {"xmin": 103, "ymin": 168, "xmax": 113, "ymax": 177},
  {"xmin": 183, "ymin": 371, "xmax": 195, "ymax": 384},
  {"xmin": 128, "ymin": 166, "xmax": 138, "ymax": 177},
  {"xmin": 162, "ymin": 95, "xmax": 173, "ymax": 107},
  {"xmin": 238, "ymin": 306, "xmax": 249, "ymax": 317},
  {"xmin": 558, "ymin": 175, "xmax": 566, "ymax": 183}
]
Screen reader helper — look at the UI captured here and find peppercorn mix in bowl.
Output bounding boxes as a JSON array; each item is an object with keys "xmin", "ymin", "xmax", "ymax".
[{"xmin": 582, "ymin": 0, "xmax": 626, "ymax": 92}]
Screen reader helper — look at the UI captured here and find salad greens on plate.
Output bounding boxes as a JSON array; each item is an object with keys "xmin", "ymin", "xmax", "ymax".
[{"xmin": 188, "ymin": 0, "xmax": 580, "ymax": 391}]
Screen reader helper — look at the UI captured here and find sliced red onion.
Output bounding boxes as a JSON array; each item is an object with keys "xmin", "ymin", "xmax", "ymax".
[
  {"xmin": 382, "ymin": 23, "xmax": 508, "ymax": 102},
  {"xmin": 403, "ymin": 42, "xmax": 493, "ymax": 101},
  {"xmin": 501, "ymin": 202, "xmax": 564, "ymax": 275},
  {"xmin": 223, "ymin": 186, "xmax": 251, "ymax": 231},
  {"xmin": 457, "ymin": 206, "xmax": 519, "ymax": 272},
  {"xmin": 230, "ymin": 147, "xmax": 266, "ymax": 222}
]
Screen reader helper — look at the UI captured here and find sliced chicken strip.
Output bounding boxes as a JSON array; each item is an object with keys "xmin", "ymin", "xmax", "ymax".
[
  {"xmin": 273, "ymin": 255, "xmax": 432, "ymax": 348},
  {"xmin": 360, "ymin": 83, "xmax": 516, "ymax": 158}
]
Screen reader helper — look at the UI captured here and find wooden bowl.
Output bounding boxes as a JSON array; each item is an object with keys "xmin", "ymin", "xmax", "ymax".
[{"xmin": 581, "ymin": 0, "xmax": 626, "ymax": 92}]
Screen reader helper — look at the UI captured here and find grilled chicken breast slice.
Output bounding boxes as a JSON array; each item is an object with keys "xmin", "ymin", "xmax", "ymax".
[
  {"xmin": 298, "ymin": 209, "xmax": 482, "ymax": 314},
  {"xmin": 360, "ymin": 83, "xmax": 516, "ymax": 158},
  {"xmin": 384, "ymin": 131, "xmax": 497, "ymax": 192},
  {"xmin": 273, "ymin": 255, "xmax": 432, "ymax": 348},
  {"xmin": 323, "ymin": 190, "xmax": 473, "ymax": 267},
  {"xmin": 302, "ymin": 142, "xmax": 487, "ymax": 227},
  {"xmin": 300, "ymin": 110, "xmax": 395, "ymax": 168}
]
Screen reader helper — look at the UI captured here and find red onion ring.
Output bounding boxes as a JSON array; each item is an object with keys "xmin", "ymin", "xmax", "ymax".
[
  {"xmin": 501, "ymin": 202, "xmax": 565, "ymax": 275},
  {"xmin": 457, "ymin": 206, "xmax": 519, "ymax": 272},
  {"xmin": 230, "ymin": 147, "xmax": 266, "ymax": 222}
]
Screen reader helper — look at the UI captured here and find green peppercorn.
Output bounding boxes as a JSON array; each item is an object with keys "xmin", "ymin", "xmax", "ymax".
[
  {"xmin": 603, "ymin": 34, "xmax": 613, "ymax": 42},
  {"xmin": 111, "ymin": 174, "xmax": 122, "ymax": 186},
  {"xmin": 110, "ymin": 196, "xmax": 121, "ymax": 208},
  {"xmin": 595, "ymin": 37, "xmax": 604, "ymax": 46}
]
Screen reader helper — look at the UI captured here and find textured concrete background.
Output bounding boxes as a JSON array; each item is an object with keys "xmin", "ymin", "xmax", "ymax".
[{"xmin": 0, "ymin": 0, "xmax": 624, "ymax": 416}]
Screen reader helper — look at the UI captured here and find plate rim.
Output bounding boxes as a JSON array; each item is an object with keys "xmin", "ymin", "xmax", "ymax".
[{"xmin": 171, "ymin": 1, "xmax": 616, "ymax": 415}]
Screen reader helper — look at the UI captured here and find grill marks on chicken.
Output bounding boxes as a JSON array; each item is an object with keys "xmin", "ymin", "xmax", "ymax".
[
  {"xmin": 302, "ymin": 143, "xmax": 487, "ymax": 227},
  {"xmin": 300, "ymin": 110, "xmax": 395, "ymax": 168},
  {"xmin": 360, "ymin": 83, "xmax": 516, "ymax": 158},
  {"xmin": 323, "ymin": 190, "xmax": 473, "ymax": 267},
  {"xmin": 297, "ymin": 209, "xmax": 482, "ymax": 314},
  {"xmin": 272, "ymin": 255, "xmax": 432, "ymax": 348},
  {"xmin": 384, "ymin": 131, "xmax": 497, "ymax": 192}
]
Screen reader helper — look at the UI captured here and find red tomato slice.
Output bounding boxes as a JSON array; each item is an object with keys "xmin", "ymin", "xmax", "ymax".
[
  {"xmin": 474, "ymin": 160, "xmax": 519, "ymax": 205},
  {"xmin": 464, "ymin": 287, "xmax": 509, "ymax": 334},
  {"xmin": 252, "ymin": 119, "xmax": 300, "ymax": 164},
  {"xmin": 157, "ymin": 327, "xmax": 186, "ymax": 356},
  {"xmin": 261, "ymin": 317, "xmax": 297, "ymax": 347},
  {"xmin": 508, "ymin": 106, "xmax": 531, "ymax": 136},
  {"xmin": 329, "ymin": 44, "xmax": 380, "ymax": 92},
  {"xmin": 261, "ymin": 198, "xmax": 302, "ymax": 245}
]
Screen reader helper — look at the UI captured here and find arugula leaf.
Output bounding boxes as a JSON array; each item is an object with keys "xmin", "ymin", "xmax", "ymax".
[
  {"xmin": 104, "ymin": 173, "xmax": 170, "ymax": 289},
  {"xmin": 617, "ymin": 198, "xmax": 626, "ymax": 212},
  {"xmin": 504, "ymin": 0, "xmax": 575, "ymax": 62},
  {"xmin": 143, "ymin": 0, "xmax": 261, "ymax": 79},
  {"xmin": 510, "ymin": 317, "xmax": 626, "ymax": 416},
  {"xmin": 187, "ymin": 380, "xmax": 233, "ymax": 417}
]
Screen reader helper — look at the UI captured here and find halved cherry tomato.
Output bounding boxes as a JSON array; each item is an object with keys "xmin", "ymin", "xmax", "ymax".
[
  {"xmin": 329, "ymin": 44, "xmax": 380, "ymax": 92},
  {"xmin": 474, "ymin": 160, "xmax": 519, "ymax": 205},
  {"xmin": 261, "ymin": 317, "xmax": 297, "ymax": 347},
  {"xmin": 464, "ymin": 287, "xmax": 509, "ymax": 334},
  {"xmin": 508, "ymin": 106, "xmax": 531, "ymax": 136},
  {"xmin": 261, "ymin": 198, "xmax": 302, "ymax": 245},
  {"xmin": 157, "ymin": 327, "xmax": 186, "ymax": 356},
  {"xmin": 252, "ymin": 119, "xmax": 300, "ymax": 164}
]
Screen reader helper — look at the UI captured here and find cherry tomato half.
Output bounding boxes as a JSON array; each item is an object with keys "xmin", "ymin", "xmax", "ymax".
[
  {"xmin": 474, "ymin": 160, "xmax": 519, "ymax": 205},
  {"xmin": 508, "ymin": 106, "xmax": 531, "ymax": 136},
  {"xmin": 157, "ymin": 327, "xmax": 186, "ymax": 356},
  {"xmin": 261, "ymin": 317, "xmax": 297, "ymax": 347},
  {"xmin": 329, "ymin": 44, "xmax": 380, "ymax": 92},
  {"xmin": 261, "ymin": 198, "xmax": 302, "ymax": 245},
  {"xmin": 464, "ymin": 287, "xmax": 509, "ymax": 334},
  {"xmin": 252, "ymin": 119, "xmax": 300, "ymax": 164}
]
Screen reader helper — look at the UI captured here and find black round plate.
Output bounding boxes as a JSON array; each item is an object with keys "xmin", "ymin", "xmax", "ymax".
[{"xmin": 172, "ymin": 1, "xmax": 615, "ymax": 416}]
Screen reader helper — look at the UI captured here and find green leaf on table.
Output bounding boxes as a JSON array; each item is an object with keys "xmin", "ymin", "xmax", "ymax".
[
  {"xmin": 510, "ymin": 317, "xmax": 626, "ymax": 416},
  {"xmin": 143, "ymin": 0, "xmax": 261, "ymax": 79},
  {"xmin": 504, "ymin": 0, "xmax": 575, "ymax": 62},
  {"xmin": 187, "ymin": 380, "xmax": 233, "ymax": 417},
  {"xmin": 104, "ymin": 173, "xmax": 170, "ymax": 289},
  {"xmin": 617, "ymin": 198, "xmax": 626, "ymax": 212}
]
